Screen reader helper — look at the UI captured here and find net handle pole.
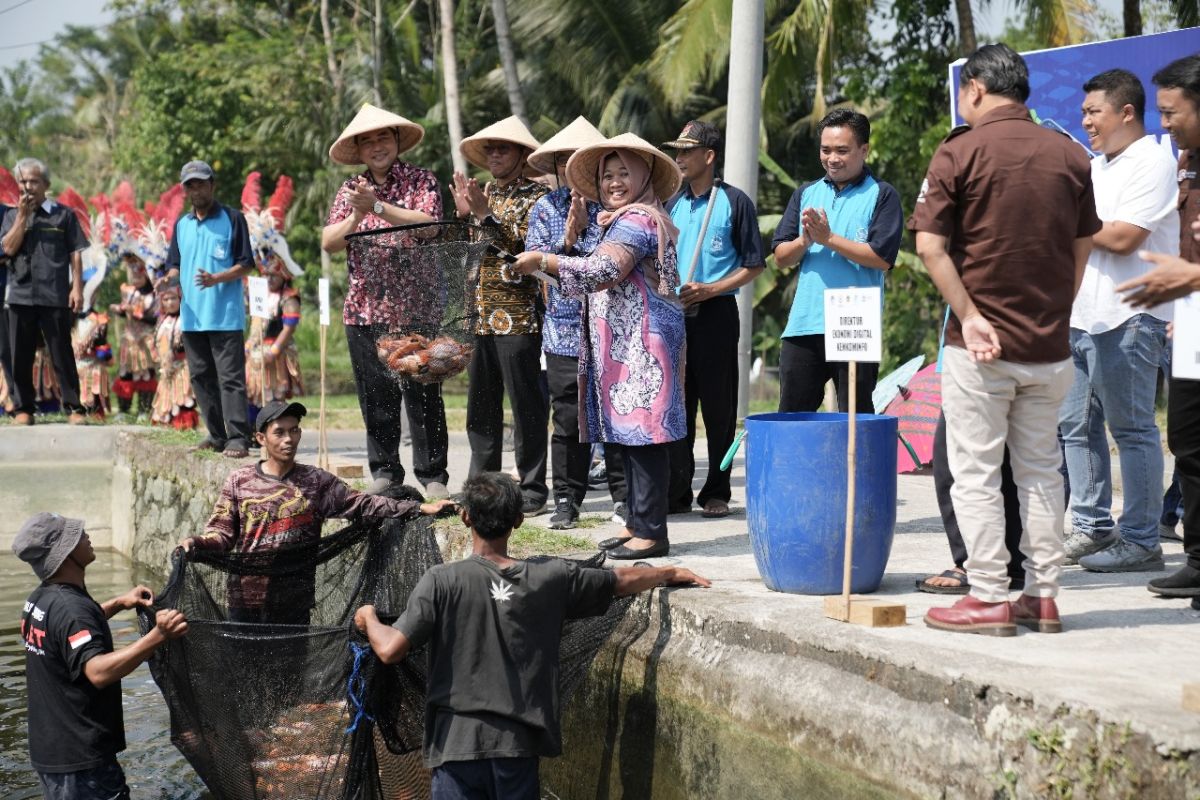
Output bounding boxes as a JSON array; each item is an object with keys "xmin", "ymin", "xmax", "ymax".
[{"xmin": 318, "ymin": 321, "xmax": 329, "ymax": 471}]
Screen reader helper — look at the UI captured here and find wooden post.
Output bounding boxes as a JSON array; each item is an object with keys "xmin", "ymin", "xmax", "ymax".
[
  {"xmin": 318, "ymin": 321, "xmax": 329, "ymax": 471},
  {"xmin": 832, "ymin": 362, "xmax": 858, "ymax": 621},
  {"xmin": 822, "ymin": 359, "xmax": 906, "ymax": 627}
]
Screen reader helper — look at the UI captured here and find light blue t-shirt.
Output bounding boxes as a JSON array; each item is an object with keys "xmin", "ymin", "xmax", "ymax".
[
  {"xmin": 668, "ymin": 183, "xmax": 763, "ymax": 296},
  {"xmin": 167, "ymin": 202, "xmax": 252, "ymax": 332},
  {"xmin": 774, "ymin": 172, "xmax": 902, "ymax": 338}
]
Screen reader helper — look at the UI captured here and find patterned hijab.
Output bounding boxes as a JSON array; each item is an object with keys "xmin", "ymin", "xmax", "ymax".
[{"xmin": 594, "ymin": 149, "xmax": 679, "ymax": 262}]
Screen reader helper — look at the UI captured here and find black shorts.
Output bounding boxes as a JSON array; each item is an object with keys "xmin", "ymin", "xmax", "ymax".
[
  {"xmin": 37, "ymin": 757, "xmax": 130, "ymax": 800},
  {"xmin": 431, "ymin": 756, "xmax": 539, "ymax": 800}
]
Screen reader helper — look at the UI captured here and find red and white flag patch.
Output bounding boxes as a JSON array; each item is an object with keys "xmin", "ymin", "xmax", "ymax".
[{"xmin": 68, "ymin": 629, "xmax": 93, "ymax": 650}]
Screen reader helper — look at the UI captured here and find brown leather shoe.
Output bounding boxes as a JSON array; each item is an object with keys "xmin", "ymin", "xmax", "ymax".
[
  {"xmin": 1011, "ymin": 594, "xmax": 1062, "ymax": 633},
  {"xmin": 13, "ymin": 412, "xmax": 34, "ymax": 426},
  {"xmin": 924, "ymin": 595, "xmax": 1016, "ymax": 637}
]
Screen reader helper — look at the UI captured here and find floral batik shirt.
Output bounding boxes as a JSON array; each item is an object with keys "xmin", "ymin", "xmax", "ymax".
[
  {"xmin": 474, "ymin": 178, "xmax": 547, "ymax": 336},
  {"xmin": 326, "ymin": 160, "xmax": 443, "ymax": 328},
  {"xmin": 556, "ymin": 208, "xmax": 686, "ymax": 446},
  {"xmin": 524, "ymin": 186, "xmax": 603, "ymax": 357}
]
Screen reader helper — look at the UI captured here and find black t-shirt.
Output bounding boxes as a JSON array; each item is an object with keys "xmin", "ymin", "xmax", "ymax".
[
  {"xmin": 0, "ymin": 201, "xmax": 88, "ymax": 307},
  {"xmin": 20, "ymin": 582, "xmax": 125, "ymax": 772},
  {"xmin": 395, "ymin": 555, "xmax": 616, "ymax": 768}
]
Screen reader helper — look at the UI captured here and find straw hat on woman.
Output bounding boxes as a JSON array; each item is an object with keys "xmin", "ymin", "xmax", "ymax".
[{"xmin": 512, "ymin": 133, "xmax": 685, "ymax": 559}]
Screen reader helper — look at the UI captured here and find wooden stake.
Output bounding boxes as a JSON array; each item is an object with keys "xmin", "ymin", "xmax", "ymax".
[
  {"xmin": 318, "ymin": 322, "xmax": 329, "ymax": 471},
  {"xmin": 839, "ymin": 361, "xmax": 858, "ymax": 621},
  {"xmin": 824, "ymin": 360, "xmax": 906, "ymax": 626}
]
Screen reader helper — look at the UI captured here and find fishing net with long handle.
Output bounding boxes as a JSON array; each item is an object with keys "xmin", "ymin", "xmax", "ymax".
[
  {"xmin": 138, "ymin": 515, "xmax": 635, "ymax": 800},
  {"xmin": 345, "ymin": 221, "xmax": 492, "ymax": 386}
]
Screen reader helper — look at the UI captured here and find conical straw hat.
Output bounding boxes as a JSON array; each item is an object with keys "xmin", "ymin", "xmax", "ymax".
[
  {"xmin": 459, "ymin": 116, "xmax": 542, "ymax": 177},
  {"xmin": 527, "ymin": 117, "xmax": 607, "ymax": 176},
  {"xmin": 565, "ymin": 132, "xmax": 682, "ymax": 204},
  {"xmin": 329, "ymin": 103, "xmax": 425, "ymax": 165}
]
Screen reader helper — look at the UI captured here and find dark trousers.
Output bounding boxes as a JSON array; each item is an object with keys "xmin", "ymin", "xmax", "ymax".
[
  {"xmin": 345, "ymin": 323, "xmax": 449, "ymax": 486},
  {"xmin": 183, "ymin": 330, "xmax": 250, "ymax": 450},
  {"xmin": 668, "ymin": 295, "xmax": 738, "ymax": 509},
  {"xmin": 7, "ymin": 304, "xmax": 83, "ymax": 413},
  {"xmin": 0, "ymin": 305, "xmax": 13, "ymax": 402},
  {"xmin": 37, "ymin": 756, "xmax": 130, "ymax": 800},
  {"xmin": 431, "ymin": 756, "xmax": 540, "ymax": 800},
  {"xmin": 933, "ymin": 412, "xmax": 1027, "ymax": 580},
  {"xmin": 618, "ymin": 443, "xmax": 669, "ymax": 541},
  {"xmin": 778, "ymin": 334, "xmax": 878, "ymax": 414},
  {"xmin": 1168, "ymin": 377, "xmax": 1200, "ymax": 570},
  {"xmin": 467, "ymin": 334, "xmax": 548, "ymax": 503},
  {"xmin": 546, "ymin": 352, "xmax": 626, "ymax": 504}
]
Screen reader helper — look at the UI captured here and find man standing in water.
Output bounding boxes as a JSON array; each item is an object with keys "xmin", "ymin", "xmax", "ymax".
[
  {"xmin": 183, "ymin": 400, "xmax": 453, "ymax": 622},
  {"xmin": 14, "ymin": 512, "xmax": 188, "ymax": 799}
]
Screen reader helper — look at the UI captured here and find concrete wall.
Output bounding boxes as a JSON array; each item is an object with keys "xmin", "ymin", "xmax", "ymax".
[{"xmin": 110, "ymin": 430, "xmax": 230, "ymax": 572}]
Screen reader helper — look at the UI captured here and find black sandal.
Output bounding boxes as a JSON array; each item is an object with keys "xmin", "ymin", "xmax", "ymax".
[{"xmin": 915, "ymin": 569, "xmax": 970, "ymax": 595}]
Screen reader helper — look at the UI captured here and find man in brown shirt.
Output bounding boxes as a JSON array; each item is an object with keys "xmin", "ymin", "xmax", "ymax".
[
  {"xmin": 1120, "ymin": 53, "xmax": 1200, "ymax": 604},
  {"xmin": 909, "ymin": 44, "xmax": 1101, "ymax": 637},
  {"xmin": 452, "ymin": 117, "xmax": 550, "ymax": 515}
]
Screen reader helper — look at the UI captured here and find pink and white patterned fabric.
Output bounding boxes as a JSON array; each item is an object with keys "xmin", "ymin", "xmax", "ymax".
[
  {"xmin": 325, "ymin": 160, "xmax": 443, "ymax": 327},
  {"xmin": 557, "ymin": 208, "xmax": 686, "ymax": 446}
]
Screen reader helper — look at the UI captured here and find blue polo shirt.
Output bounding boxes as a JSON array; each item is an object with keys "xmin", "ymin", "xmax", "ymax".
[
  {"xmin": 667, "ymin": 182, "xmax": 763, "ymax": 295},
  {"xmin": 772, "ymin": 169, "xmax": 902, "ymax": 337},
  {"xmin": 166, "ymin": 201, "xmax": 253, "ymax": 332}
]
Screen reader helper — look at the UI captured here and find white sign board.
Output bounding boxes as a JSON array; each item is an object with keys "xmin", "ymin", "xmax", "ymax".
[
  {"xmin": 1172, "ymin": 293, "xmax": 1200, "ymax": 381},
  {"xmin": 824, "ymin": 287, "xmax": 882, "ymax": 363},
  {"xmin": 247, "ymin": 276, "xmax": 271, "ymax": 320},
  {"xmin": 318, "ymin": 278, "xmax": 331, "ymax": 326}
]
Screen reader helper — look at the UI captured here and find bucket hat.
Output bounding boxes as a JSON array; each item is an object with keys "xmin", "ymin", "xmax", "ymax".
[
  {"xmin": 459, "ymin": 116, "xmax": 542, "ymax": 177},
  {"xmin": 13, "ymin": 512, "xmax": 86, "ymax": 581},
  {"xmin": 565, "ymin": 132, "xmax": 682, "ymax": 204},
  {"xmin": 527, "ymin": 117, "xmax": 607, "ymax": 176},
  {"xmin": 330, "ymin": 103, "xmax": 425, "ymax": 166}
]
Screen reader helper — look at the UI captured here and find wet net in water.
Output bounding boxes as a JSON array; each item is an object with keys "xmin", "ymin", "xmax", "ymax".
[
  {"xmin": 139, "ymin": 516, "xmax": 632, "ymax": 799},
  {"xmin": 346, "ymin": 222, "xmax": 491, "ymax": 386}
]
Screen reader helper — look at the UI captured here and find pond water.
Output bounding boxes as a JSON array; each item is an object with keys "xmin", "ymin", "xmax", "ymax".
[{"xmin": 1, "ymin": 550, "xmax": 207, "ymax": 798}]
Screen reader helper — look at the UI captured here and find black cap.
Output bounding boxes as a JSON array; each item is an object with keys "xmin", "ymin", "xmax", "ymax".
[
  {"xmin": 179, "ymin": 160, "xmax": 215, "ymax": 184},
  {"xmin": 256, "ymin": 400, "xmax": 307, "ymax": 432},
  {"xmin": 662, "ymin": 120, "xmax": 722, "ymax": 152}
]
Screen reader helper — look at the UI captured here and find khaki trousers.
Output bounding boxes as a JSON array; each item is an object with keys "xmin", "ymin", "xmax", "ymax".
[{"xmin": 942, "ymin": 346, "xmax": 1073, "ymax": 603}]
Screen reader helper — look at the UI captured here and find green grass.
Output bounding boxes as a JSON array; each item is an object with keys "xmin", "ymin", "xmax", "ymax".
[{"xmin": 509, "ymin": 522, "xmax": 594, "ymax": 558}]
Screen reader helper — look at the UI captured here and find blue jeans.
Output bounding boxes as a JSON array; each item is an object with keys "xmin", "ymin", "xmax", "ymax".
[
  {"xmin": 37, "ymin": 757, "xmax": 130, "ymax": 800},
  {"xmin": 1059, "ymin": 315, "xmax": 1167, "ymax": 548}
]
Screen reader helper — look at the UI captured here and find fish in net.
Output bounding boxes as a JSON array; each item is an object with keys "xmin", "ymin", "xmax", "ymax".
[
  {"xmin": 138, "ymin": 515, "xmax": 633, "ymax": 799},
  {"xmin": 346, "ymin": 221, "xmax": 492, "ymax": 386}
]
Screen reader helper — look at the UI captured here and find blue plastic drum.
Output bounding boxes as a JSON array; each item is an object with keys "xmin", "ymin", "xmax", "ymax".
[{"xmin": 744, "ymin": 412, "xmax": 898, "ymax": 594}]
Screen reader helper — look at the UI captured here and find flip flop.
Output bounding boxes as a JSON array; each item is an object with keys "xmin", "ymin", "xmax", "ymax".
[
  {"xmin": 915, "ymin": 569, "xmax": 970, "ymax": 595},
  {"xmin": 701, "ymin": 501, "xmax": 730, "ymax": 519}
]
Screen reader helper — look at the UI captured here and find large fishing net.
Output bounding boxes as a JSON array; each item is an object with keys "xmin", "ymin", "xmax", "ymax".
[
  {"xmin": 138, "ymin": 514, "xmax": 632, "ymax": 799},
  {"xmin": 346, "ymin": 222, "xmax": 492, "ymax": 386}
]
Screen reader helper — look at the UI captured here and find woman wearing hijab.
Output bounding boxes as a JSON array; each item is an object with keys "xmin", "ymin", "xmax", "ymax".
[{"xmin": 513, "ymin": 133, "xmax": 685, "ymax": 559}]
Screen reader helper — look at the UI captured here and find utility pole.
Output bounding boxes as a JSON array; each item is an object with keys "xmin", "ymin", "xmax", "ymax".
[{"xmin": 725, "ymin": 0, "xmax": 765, "ymax": 420}]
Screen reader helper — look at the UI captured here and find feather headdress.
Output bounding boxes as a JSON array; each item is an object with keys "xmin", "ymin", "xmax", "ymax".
[{"xmin": 242, "ymin": 171, "xmax": 302, "ymax": 278}]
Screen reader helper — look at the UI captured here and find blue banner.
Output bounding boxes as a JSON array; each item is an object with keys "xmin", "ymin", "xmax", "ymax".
[{"xmin": 949, "ymin": 29, "xmax": 1199, "ymax": 155}]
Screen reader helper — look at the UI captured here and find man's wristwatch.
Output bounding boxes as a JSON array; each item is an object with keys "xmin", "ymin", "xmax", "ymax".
[{"xmin": 372, "ymin": 200, "xmax": 384, "ymax": 216}]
